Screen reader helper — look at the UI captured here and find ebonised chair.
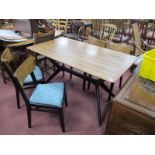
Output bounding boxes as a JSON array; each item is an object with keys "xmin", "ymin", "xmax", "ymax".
[
  {"xmin": 1, "ymin": 48, "xmax": 45, "ymax": 109},
  {"xmin": 2, "ymin": 55, "xmax": 68, "ymax": 132},
  {"xmin": 1, "ymin": 48, "xmax": 45, "ymax": 86}
]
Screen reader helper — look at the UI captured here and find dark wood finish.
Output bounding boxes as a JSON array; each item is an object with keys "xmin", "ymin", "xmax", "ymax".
[
  {"xmin": 105, "ymin": 66, "xmax": 155, "ymax": 134},
  {"xmin": 106, "ymin": 103, "xmax": 155, "ymax": 134}
]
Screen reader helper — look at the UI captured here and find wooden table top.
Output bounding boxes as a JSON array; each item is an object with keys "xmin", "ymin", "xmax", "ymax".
[{"xmin": 27, "ymin": 37, "xmax": 137, "ymax": 83}]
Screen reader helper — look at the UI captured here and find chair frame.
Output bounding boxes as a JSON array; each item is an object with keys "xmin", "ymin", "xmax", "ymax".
[
  {"xmin": 1, "ymin": 48, "xmax": 45, "ymax": 108},
  {"xmin": 132, "ymin": 23, "xmax": 155, "ymax": 55},
  {"xmin": 100, "ymin": 23, "xmax": 117, "ymax": 41},
  {"xmin": 2, "ymin": 56, "xmax": 68, "ymax": 132}
]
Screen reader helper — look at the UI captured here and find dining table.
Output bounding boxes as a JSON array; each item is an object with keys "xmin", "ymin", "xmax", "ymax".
[{"xmin": 27, "ymin": 37, "xmax": 137, "ymax": 126}]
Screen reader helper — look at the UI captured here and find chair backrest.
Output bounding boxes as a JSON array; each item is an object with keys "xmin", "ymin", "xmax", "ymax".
[
  {"xmin": 132, "ymin": 23, "xmax": 142, "ymax": 47},
  {"xmin": 92, "ymin": 19, "xmax": 107, "ymax": 33},
  {"xmin": 14, "ymin": 56, "xmax": 36, "ymax": 87},
  {"xmin": 132, "ymin": 23, "xmax": 142, "ymax": 55},
  {"xmin": 1, "ymin": 48, "xmax": 16, "ymax": 73},
  {"xmin": 87, "ymin": 35, "xmax": 106, "ymax": 48},
  {"xmin": 48, "ymin": 19, "xmax": 58, "ymax": 29},
  {"xmin": 106, "ymin": 41, "xmax": 131, "ymax": 54},
  {"xmin": 57, "ymin": 19, "xmax": 68, "ymax": 34},
  {"xmin": 100, "ymin": 23, "xmax": 117, "ymax": 41}
]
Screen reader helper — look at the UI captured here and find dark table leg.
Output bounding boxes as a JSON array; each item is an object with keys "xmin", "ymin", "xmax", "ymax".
[
  {"xmin": 108, "ymin": 83, "xmax": 114, "ymax": 101},
  {"xmin": 82, "ymin": 72, "xmax": 87, "ymax": 91},
  {"xmin": 119, "ymin": 76, "xmax": 123, "ymax": 89},
  {"xmin": 95, "ymin": 84, "xmax": 102, "ymax": 126},
  {"xmin": 87, "ymin": 74, "xmax": 92, "ymax": 90}
]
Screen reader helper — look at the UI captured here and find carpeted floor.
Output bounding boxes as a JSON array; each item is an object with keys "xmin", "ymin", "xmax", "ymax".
[{"xmin": 0, "ymin": 68, "xmax": 131, "ymax": 135}]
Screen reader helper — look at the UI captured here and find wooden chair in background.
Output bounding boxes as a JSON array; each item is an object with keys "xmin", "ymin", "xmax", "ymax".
[
  {"xmin": 132, "ymin": 23, "xmax": 155, "ymax": 55},
  {"xmin": 109, "ymin": 19, "xmax": 130, "ymax": 43},
  {"xmin": 85, "ymin": 38, "xmax": 131, "ymax": 93},
  {"xmin": 57, "ymin": 19, "xmax": 68, "ymax": 34},
  {"xmin": 143, "ymin": 20, "xmax": 155, "ymax": 46},
  {"xmin": 105, "ymin": 42, "xmax": 131, "ymax": 89},
  {"xmin": 83, "ymin": 35, "xmax": 106, "ymax": 90},
  {"xmin": 99, "ymin": 23, "xmax": 117, "ymax": 42},
  {"xmin": 86, "ymin": 35, "xmax": 106, "ymax": 47},
  {"xmin": 64, "ymin": 21, "xmax": 88, "ymax": 42}
]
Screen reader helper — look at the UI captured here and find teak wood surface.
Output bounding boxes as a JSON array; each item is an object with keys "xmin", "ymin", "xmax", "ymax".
[
  {"xmin": 105, "ymin": 66, "xmax": 155, "ymax": 134},
  {"xmin": 27, "ymin": 37, "xmax": 136, "ymax": 83}
]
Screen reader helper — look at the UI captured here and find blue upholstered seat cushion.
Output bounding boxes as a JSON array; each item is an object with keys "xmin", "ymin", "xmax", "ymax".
[
  {"xmin": 29, "ymin": 83, "xmax": 64, "ymax": 108},
  {"xmin": 24, "ymin": 66, "xmax": 43, "ymax": 84}
]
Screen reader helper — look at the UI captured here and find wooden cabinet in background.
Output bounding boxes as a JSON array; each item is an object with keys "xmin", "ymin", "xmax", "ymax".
[{"xmin": 105, "ymin": 67, "xmax": 155, "ymax": 135}]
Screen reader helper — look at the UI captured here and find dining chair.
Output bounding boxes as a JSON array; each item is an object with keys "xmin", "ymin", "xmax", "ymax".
[
  {"xmin": 32, "ymin": 30, "xmax": 55, "ymax": 71},
  {"xmin": 0, "ymin": 59, "xmax": 7, "ymax": 84},
  {"xmin": 105, "ymin": 42, "xmax": 131, "ymax": 89},
  {"xmin": 109, "ymin": 20, "xmax": 130, "ymax": 43},
  {"xmin": 64, "ymin": 21, "xmax": 88, "ymax": 42},
  {"xmin": 63, "ymin": 21, "xmax": 90, "ymax": 79},
  {"xmin": 3, "ymin": 55, "xmax": 68, "ymax": 132},
  {"xmin": 0, "ymin": 48, "xmax": 24, "ymax": 84},
  {"xmin": 86, "ymin": 35, "xmax": 106, "ymax": 47},
  {"xmin": 131, "ymin": 23, "xmax": 155, "ymax": 71},
  {"xmin": 143, "ymin": 20, "xmax": 155, "ymax": 45},
  {"xmin": 91, "ymin": 19, "xmax": 108, "ymax": 38},
  {"xmin": 1, "ymin": 47, "xmax": 45, "ymax": 86},
  {"xmin": 1, "ymin": 48, "xmax": 45, "ymax": 109},
  {"xmin": 100, "ymin": 23, "xmax": 117, "ymax": 42},
  {"xmin": 132, "ymin": 23, "xmax": 145, "ymax": 56},
  {"xmin": 57, "ymin": 19, "xmax": 68, "ymax": 34},
  {"xmin": 132, "ymin": 23, "xmax": 155, "ymax": 55},
  {"xmin": 106, "ymin": 41, "xmax": 131, "ymax": 54},
  {"xmin": 50, "ymin": 19, "xmax": 73, "ymax": 38},
  {"xmin": 86, "ymin": 40, "xmax": 131, "ymax": 101},
  {"xmin": 83, "ymin": 35, "xmax": 106, "ymax": 91}
]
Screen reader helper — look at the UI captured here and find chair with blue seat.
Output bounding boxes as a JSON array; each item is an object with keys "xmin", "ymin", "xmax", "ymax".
[
  {"xmin": 1, "ymin": 48, "xmax": 45, "ymax": 109},
  {"xmin": 13, "ymin": 56, "xmax": 68, "ymax": 132},
  {"xmin": 1, "ymin": 48, "xmax": 44, "ymax": 86}
]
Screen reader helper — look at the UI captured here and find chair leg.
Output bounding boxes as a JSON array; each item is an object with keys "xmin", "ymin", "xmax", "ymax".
[
  {"xmin": 27, "ymin": 106, "xmax": 31, "ymax": 128},
  {"xmin": 15, "ymin": 87, "xmax": 20, "ymax": 109},
  {"xmin": 44, "ymin": 58, "xmax": 47, "ymax": 69},
  {"xmin": 62, "ymin": 63, "xmax": 65, "ymax": 76},
  {"xmin": 87, "ymin": 74, "xmax": 92, "ymax": 90},
  {"xmin": 64, "ymin": 86, "xmax": 68, "ymax": 107},
  {"xmin": 1, "ymin": 66, "xmax": 7, "ymax": 84},
  {"xmin": 95, "ymin": 85, "xmax": 102, "ymax": 126},
  {"xmin": 59, "ymin": 109, "xmax": 65, "ymax": 132},
  {"xmin": 108, "ymin": 83, "xmax": 114, "ymax": 101},
  {"xmin": 82, "ymin": 72, "xmax": 87, "ymax": 91},
  {"xmin": 70, "ymin": 67, "xmax": 73, "ymax": 79},
  {"xmin": 119, "ymin": 76, "xmax": 123, "ymax": 89}
]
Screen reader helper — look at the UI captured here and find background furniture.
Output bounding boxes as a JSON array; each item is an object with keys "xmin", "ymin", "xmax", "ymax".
[
  {"xmin": 99, "ymin": 23, "xmax": 117, "ymax": 41},
  {"xmin": 105, "ymin": 66, "xmax": 155, "ymax": 134},
  {"xmin": 132, "ymin": 23, "xmax": 155, "ymax": 56}
]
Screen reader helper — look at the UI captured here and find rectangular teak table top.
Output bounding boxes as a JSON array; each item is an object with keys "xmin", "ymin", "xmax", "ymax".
[{"xmin": 27, "ymin": 37, "xmax": 137, "ymax": 83}]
